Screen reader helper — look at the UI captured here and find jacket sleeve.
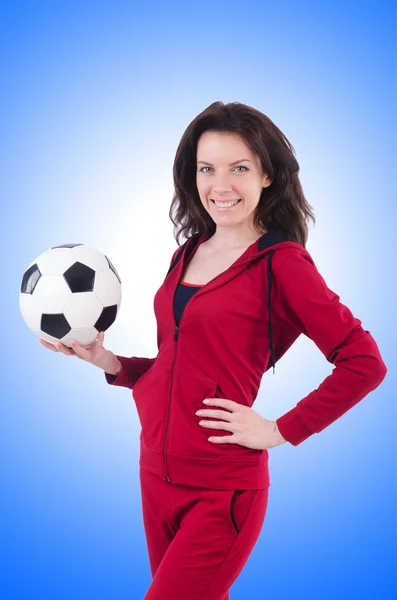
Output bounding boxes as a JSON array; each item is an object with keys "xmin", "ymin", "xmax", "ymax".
[
  {"xmin": 105, "ymin": 245, "xmax": 181, "ymax": 389},
  {"xmin": 274, "ymin": 248, "xmax": 387, "ymax": 446},
  {"xmin": 104, "ymin": 356, "xmax": 157, "ymax": 389}
]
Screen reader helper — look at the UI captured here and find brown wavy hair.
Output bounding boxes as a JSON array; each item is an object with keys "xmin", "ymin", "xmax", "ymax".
[{"xmin": 169, "ymin": 101, "xmax": 316, "ymax": 248}]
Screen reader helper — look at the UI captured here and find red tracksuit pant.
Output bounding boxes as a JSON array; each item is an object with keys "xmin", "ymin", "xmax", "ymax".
[{"xmin": 139, "ymin": 466, "xmax": 269, "ymax": 600}]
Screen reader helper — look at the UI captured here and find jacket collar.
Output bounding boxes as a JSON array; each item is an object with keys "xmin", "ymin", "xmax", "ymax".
[{"xmin": 167, "ymin": 227, "xmax": 302, "ymax": 375}]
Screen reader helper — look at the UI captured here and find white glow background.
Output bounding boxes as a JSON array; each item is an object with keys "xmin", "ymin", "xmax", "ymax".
[{"xmin": 1, "ymin": 1, "xmax": 396, "ymax": 598}]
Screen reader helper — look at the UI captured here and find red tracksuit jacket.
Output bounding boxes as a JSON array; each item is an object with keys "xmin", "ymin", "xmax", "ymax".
[{"xmin": 105, "ymin": 228, "xmax": 387, "ymax": 489}]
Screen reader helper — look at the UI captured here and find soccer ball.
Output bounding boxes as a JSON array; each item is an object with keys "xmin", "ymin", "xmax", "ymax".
[{"xmin": 19, "ymin": 243, "xmax": 122, "ymax": 348}]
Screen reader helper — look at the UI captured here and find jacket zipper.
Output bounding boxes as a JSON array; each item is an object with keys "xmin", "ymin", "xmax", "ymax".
[
  {"xmin": 163, "ymin": 321, "xmax": 180, "ymax": 482},
  {"xmin": 162, "ymin": 253, "xmax": 261, "ymax": 483}
]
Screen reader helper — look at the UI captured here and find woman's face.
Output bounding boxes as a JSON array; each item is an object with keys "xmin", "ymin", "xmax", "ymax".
[{"xmin": 196, "ymin": 130, "xmax": 271, "ymax": 229}]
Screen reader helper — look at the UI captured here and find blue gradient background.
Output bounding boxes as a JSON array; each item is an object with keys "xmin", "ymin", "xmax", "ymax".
[{"xmin": 1, "ymin": 1, "xmax": 395, "ymax": 598}]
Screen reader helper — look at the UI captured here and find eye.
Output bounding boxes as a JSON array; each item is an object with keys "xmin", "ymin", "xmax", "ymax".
[{"xmin": 199, "ymin": 165, "xmax": 249, "ymax": 173}]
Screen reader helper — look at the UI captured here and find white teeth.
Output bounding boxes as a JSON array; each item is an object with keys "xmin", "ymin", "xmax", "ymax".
[{"xmin": 212, "ymin": 199, "xmax": 240, "ymax": 208}]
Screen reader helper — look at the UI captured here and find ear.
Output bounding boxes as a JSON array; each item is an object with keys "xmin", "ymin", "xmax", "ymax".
[{"xmin": 262, "ymin": 174, "xmax": 272, "ymax": 188}]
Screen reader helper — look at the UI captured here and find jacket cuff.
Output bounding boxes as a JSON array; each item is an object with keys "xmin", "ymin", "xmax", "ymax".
[
  {"xmin": 104, "ymin": 355, "xmax": 140, "ymax": 388},
  {"xmin": 276, "ymin": 408, "xmax": 315, "ymax": 446}
]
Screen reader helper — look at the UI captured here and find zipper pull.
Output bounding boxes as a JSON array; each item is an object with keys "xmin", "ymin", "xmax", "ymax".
[{"xmin": 174, "ymin": 326, "xmax": 179, "ymax": 341}]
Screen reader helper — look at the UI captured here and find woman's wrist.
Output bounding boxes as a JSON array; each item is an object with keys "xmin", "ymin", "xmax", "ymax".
[
  {"xmin": 273, "ymin": 421, "xmax": 287, "ymax": 445},
  {"xmin": 105, "ymin": 354, "xmax": 122, "ymax": 376}
]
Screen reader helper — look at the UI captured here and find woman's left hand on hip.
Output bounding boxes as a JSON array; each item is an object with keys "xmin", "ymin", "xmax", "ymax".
[{"xmin": 195, "ymin": 397, "xmax": 287, "ymax": 449}]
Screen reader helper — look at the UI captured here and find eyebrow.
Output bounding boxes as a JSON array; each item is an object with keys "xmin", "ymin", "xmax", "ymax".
[{"xmin": 197, "ymin": 159, "xmax": 252, "ymax": 166}]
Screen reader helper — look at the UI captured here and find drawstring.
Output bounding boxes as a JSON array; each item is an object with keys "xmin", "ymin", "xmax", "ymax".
[{"xmin": 267, "ymin": 251, "xmax": 276, "ymax": 374}]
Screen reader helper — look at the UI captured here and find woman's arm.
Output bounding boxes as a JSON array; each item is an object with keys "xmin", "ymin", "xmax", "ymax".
[
  {"xmin": 104, "ymin": 355, "xmax": 156, "ymax": 389},
  {"xmin": 273, "ymin": 248, "xmax": 387, "ymax": 446}
]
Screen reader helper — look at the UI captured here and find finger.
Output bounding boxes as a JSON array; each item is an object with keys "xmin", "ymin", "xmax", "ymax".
[
  {"xmin": 208, "ymin": 434, "xmax": 234, "ymax": 443},
  {"xmin": 69, "ymin": 340, "xmax": 90, "ymax": 359},
  {"xmin": 39, "ymin": 338, "xmax": 58, "ymax": 352},
  {"xmin": 55, "ymin": 342, "xmax": 76, "ymax": 356},
  {"xmin": 199, "ymin": 420, "xmax": 231, "ymax": 430},
  {"xmin": 203, "ymin": 398, "xmax": 237, "ymax": 412},
  {"xmin": 198, "ymin": 409, "xmax": 233, "ymax": 421},
  {"xmin": 85, "ymin": 331, "xmax": 104, "ymax": 350}
]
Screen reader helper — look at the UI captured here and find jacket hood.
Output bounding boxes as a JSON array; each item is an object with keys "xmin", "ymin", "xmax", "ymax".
[{"xmin": 167, "ymin": 227, "xmax": 304, "ymax": 375}]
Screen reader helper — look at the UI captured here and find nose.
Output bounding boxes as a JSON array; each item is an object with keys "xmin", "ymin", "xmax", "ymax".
[
  {"xmin": 211, "ymin": 180, "xmax": 235, "ymax": 195},
  {"xmin": 212, "ymin": 190, "xmax": 234, "ymax": 197},
  {"xmin": 209, "ymin": 170, "xmax": 236, "ymax": 193}
]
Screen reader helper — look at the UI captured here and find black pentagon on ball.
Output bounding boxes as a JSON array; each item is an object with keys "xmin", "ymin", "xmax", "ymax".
[
  {"xmin": 21, "ymin": 264, "xmax": 41, "ymax": 294},
  {"xmin": 64, "ymin": 262, "xmax": 96, "ymax": 293},
  {"xmin": 51, "ymin": 243, "xmax": 84, "ymax": 249},
  {"xmin": 105, "ymin": 256, "xmax": 121, "ymax": 284},
  {"xmin": 95, "ymin": 305, "xmax": 118, "ymax": 331},
  {"xmin": 41, "ymin": 313, "xmax": 71, "ymax": 339}
]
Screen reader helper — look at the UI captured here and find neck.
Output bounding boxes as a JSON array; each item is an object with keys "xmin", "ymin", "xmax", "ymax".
[{"xmin": 205, "ymin": 226, "xmax": 267, "ymax": 250}]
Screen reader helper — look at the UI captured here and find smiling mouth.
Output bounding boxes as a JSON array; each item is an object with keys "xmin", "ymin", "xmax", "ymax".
[{"xmin": 211, "ymin": 199, "xmax": 242, "ymax": 206}]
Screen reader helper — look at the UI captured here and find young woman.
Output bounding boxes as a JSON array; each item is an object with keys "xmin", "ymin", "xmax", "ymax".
[{"xmin": 40, "ymin": 101, "xmax": 387, "ymax": 600}]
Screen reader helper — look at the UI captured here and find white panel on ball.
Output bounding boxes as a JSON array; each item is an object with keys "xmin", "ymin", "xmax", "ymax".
[
  {"xmin": 64, "ymin": 293, "xmax": 103, "ymax": 328},
  {"xmin": 72, "ymin": 245, "xmax": 109, "ymax": 272},
  {"xmin": 19, "ymin": 293, "xmax": 41, "ymax": 329},
  {"xmin": 61, "ymin": 327, "xmax": 102, "ymax": 347},
  {"xmin": 36, "ymin": 249, "xmax": 77, "ymax": 275},
  {"xmin": 94, "ymin": 270, "xmax": 122, "ymax": 306},
  {"xmin": 30, "ymin": 275, "xmax": 71, "ymax": 313}
]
